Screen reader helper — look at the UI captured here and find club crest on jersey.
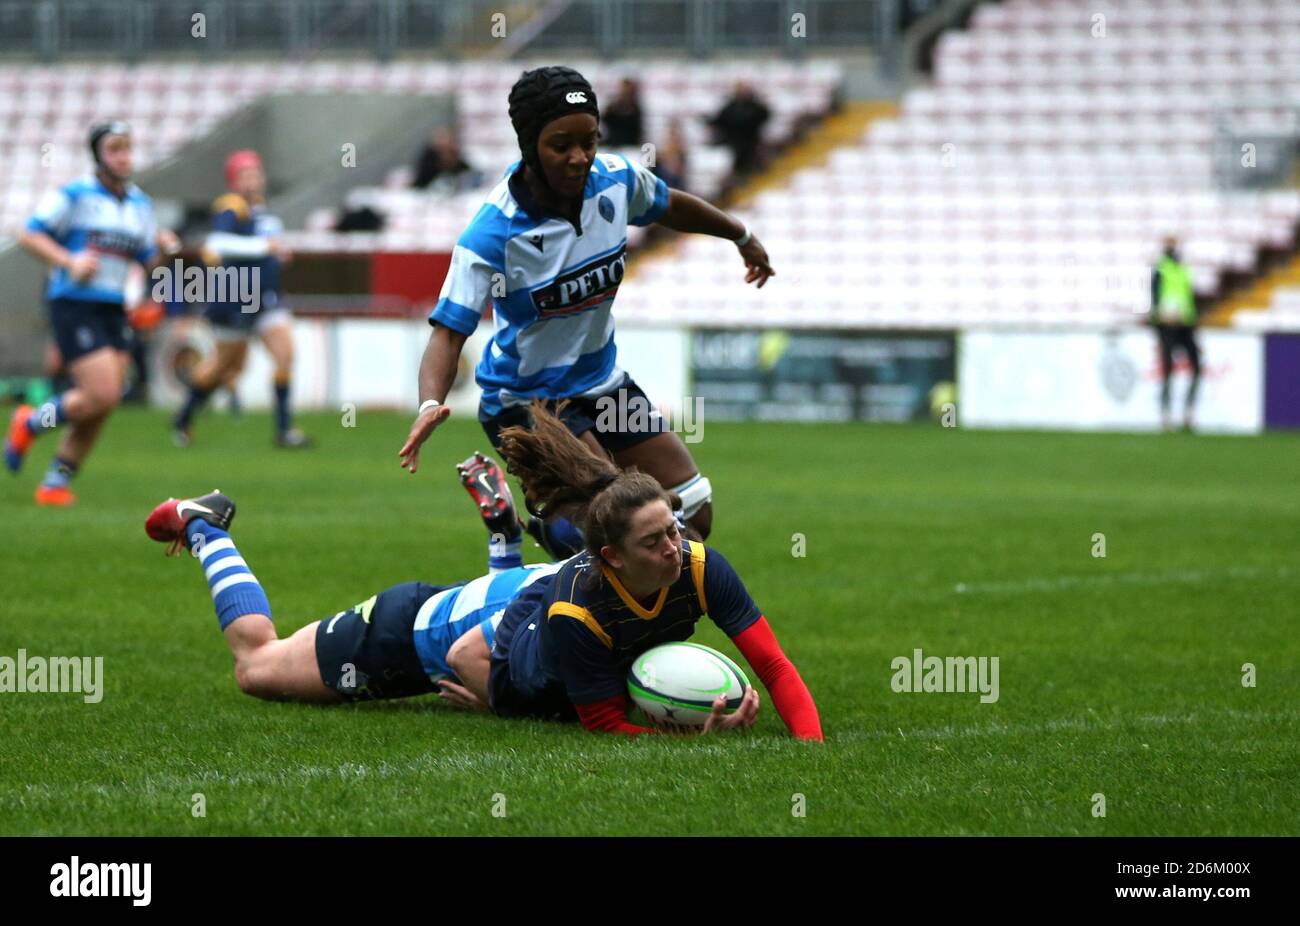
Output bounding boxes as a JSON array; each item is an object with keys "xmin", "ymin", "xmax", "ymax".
[
  {"xmin": 530, "ymin": 245, "xmax": 626, "ymax": 317},
  {"xmin": 565, "ymin": 91, "xmax": 587, "ymax": 104},
  {"xmin": 598, "ymin": 194, "xmax": 614, "ymax": 223}
]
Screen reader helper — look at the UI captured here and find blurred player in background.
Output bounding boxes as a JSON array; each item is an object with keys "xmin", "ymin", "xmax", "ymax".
[
  {"xmin": 399, "ymin": 65, "xmax": 775, "ymax": 559},
  {"xmin": 6, "ymin": 122, "xmax": 175, "ymax": 505},
  {"xmin": 1150, "ymin": 236, "xmax": 1202, "ymax": 431},
  {"xmin": 164, "ymin": 283, "xmax": 244, "ymax": 418},
  {"xmin": 172, "ymin": 149, "xmax": 311, "ymax": 448}
]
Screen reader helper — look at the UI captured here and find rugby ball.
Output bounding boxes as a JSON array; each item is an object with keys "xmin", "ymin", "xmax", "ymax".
[{"xmin": 627, "ymin": 642, "xmax": 750, "ymax": 729}]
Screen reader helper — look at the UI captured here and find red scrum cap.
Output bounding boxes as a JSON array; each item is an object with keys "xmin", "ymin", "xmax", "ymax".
[{"xmin": 224, "ymin": 149, "xmax": 263, "ymax": 188}]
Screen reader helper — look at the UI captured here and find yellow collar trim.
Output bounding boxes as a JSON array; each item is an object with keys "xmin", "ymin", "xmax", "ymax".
[{"xmin": 601, "ymin": 565, "xmax": 669, "ymax": 620}]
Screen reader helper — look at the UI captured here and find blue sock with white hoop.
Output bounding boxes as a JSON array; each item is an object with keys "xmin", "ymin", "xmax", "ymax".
[
  {"xmin": 186, "ymin": 519, "xmax": 272, "ymax": 630},
  {"xmin": 488, "ymin": 534, "xmax": 524, "ymax": 573}
]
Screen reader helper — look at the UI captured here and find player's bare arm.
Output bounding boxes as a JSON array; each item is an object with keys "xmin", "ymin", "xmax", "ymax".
[
  {"xmin": 655, "ymin": 187, "xmax": 774, "ymax": 288},
  {"xmin": 398, "ymin": 324, "xmax": 466, "ymax": 473}
]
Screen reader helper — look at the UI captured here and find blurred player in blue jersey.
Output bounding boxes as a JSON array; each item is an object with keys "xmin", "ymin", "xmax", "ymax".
[
  {"xmin": 142, "ymin": 455, "xmax": 555, "ymax": 708},
  {"xmin": 172, "ymin": 149, "xmax": 311, "ymax": 448},
  {"xmin": 6, "ymin": 122, "xmax": 174, "ymax": 505},
  {"xmin": 471, "ymin": 402, "xmax": 823, "ymax": 740},
  {"xmin": 399, "ymin": 65, "xmax": 775, "ymax": 555}
]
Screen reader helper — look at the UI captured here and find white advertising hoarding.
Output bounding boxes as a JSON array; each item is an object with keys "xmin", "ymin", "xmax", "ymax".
[
  {"xmin": 959, "ymin": 328, "xmax": 1263, "ymax": 433},
  {"xmin": 150, "ymin": 318, "xmax": 688, "ymax": 417}
]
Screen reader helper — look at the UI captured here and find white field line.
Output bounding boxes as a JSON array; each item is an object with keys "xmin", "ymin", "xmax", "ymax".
[
  {"xmin": 10, "ymin": 739, "xmax": 776, "ymax": 797},
  {"xmin": 951, "ymin": 565, "xmax": 1294, "ymax": 596},
  {"xmin": 10, "ymin": 709, "xmax": 1296, "ymax": 802},
  {"xmin": 845, "ymin": 707, "xmax": 1300, "ymax": 743}
]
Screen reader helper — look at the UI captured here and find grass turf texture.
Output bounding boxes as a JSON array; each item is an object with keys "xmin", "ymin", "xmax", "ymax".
[{"xmin": 1, "ymin": 407, "xmax": 1297, "ymax": 835}]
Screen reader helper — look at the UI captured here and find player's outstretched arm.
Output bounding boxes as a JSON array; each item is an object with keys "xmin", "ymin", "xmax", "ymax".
[
  {"xmin": 654, "ymin": 188, "xmax": 774, "ymax": 288},
  {"xmin": 702, "ymin": 548, "xmax": 821, "ymax": 740},
  {"xmin": 731, "ymin": 617, "xmax": 823, "ymax": 741},
  {"xmin": 398, "ymin": 324, "xmax": 464, "ymax": 473}
]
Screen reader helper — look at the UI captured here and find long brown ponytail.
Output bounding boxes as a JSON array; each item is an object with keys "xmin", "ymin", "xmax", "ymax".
[{"xmin": 498, "ymin": 400, "xmax": 679, "ymax": 562}]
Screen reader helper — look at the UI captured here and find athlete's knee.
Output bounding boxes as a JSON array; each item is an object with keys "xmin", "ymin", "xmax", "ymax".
[
  {"xmin": 232, "ymin": 661, "xmax": 261, "ymax": 697},
  {"xmin": 233, "ymin": 658, "xmax": 278, "ymax": 700}
]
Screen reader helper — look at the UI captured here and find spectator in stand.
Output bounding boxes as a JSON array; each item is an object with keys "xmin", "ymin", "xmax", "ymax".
[
  {"xmin": 411, "ymin": 127, "xmax": 480, "ymax": 192},
  {"xmin": 334, "ymin": 189, "xmax": 385, "ymax": 232},
  {"xmin": 652, "ymin": 120, "xmax": 689, "ymax": 191},
  {"xmin": 601, "ymin": 78, "xmax": 644, "ymax": 149},
  {"xmin": 708, "ymin": 81, "xmax": 771, "ymax": 177}
]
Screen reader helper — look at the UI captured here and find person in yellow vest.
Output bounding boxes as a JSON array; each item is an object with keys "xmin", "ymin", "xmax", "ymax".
[{"xmin": 1149, "ymin": 237, "xmax": 1201, "ymax": 431}]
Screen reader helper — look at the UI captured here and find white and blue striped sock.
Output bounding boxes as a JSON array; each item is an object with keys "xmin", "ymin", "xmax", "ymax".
[
  {"xmin": 187, "ymin": 519, "xmax": 272, "ymax": 630},
  {"xmin": 488, "ymin": 535, "xmax": 523, "ymax": 574}
]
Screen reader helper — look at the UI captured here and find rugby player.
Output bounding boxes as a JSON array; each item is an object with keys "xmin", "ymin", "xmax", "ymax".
[{"xmin": 399, "ymin": 65, "xmax": 775, "ymax": 556}]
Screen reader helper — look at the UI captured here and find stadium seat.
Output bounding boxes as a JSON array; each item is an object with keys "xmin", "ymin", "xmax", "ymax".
[{"xmin": 612, "ymin": 0, "xmax": 1300, "ymax": 328}]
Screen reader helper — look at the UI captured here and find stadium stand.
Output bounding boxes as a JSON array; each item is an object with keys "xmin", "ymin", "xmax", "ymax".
[
  {"xmin": 0, "ymin": 58, "xmax": 842, "ymax": 254},
  {"xmin": 2, "ymin": 2, "xmax": 1296, "ymax": 331},
  {"xmin": 1230, "ymin": 256, "xmax": 1300, "ymax": 331},
  {"xmin": 615, "ymin": 0, "xmax": 1300, "ymax": 328}
]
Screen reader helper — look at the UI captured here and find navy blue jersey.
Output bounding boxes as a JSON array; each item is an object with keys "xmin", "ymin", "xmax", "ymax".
[
  {"xmin": 497, "ymin": 541, "xmax": 761, "ymax": 706},
  {"xmin": 202, "ymin": 193, "xmax": 283, "ymax": 310}
]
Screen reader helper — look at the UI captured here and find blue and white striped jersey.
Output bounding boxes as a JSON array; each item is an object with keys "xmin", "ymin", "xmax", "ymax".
[
  {"xmin": 26, "ymin": 175, "xmax": 158, "ymax": 304},
  {"xmin": 411, "ymin": 561, "xmax": 563, "ymax": 681},
  {"xmin": 429, "ymin": 152, "xmax": 669, "ymax": 416}
]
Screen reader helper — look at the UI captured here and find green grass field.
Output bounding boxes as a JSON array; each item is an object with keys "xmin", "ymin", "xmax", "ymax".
[{"xmin": 2, "ymin": 407, "xmax": 1297, "ymax": 835}]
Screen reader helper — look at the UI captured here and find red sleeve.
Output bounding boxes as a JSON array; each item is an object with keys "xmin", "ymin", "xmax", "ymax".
[
  {"xmin": 574, "ymin": 695, "xmax": 661, "ymax": 736},
  {"xmin": 732, "ymin": 616, "xmax": 823, "ymax": 741}
]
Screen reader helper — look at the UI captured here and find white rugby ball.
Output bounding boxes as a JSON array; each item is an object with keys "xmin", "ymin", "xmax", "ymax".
[{"xmin": 627, "ymin": 642, "xmax": 750, "ymax": 729}]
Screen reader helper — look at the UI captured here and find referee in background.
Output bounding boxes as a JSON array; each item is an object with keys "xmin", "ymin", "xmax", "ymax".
[{"xmin": 1150, "ymin": 236, "xmax": 1201, "ymax": 432}]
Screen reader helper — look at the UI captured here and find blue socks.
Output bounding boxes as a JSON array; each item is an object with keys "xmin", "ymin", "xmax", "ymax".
[
  {"xmin": 487, "ymin": 504, "xmax": 524, "ymax": 573},
  {"xmin": 40, "ymin": 455, "xmax": 78, "ymax": 490},
  {"xmin": 174, "ymin": 384, "xmax": 212, "ymax": 431},
  {"xmin": 186, "ymin": 519, "xmax": 272, "ymax": 631},
  {"xmin": 26, "ymin": 396, "xmax": 67, "ymax": 435},
  {"xmin": 273, "ymin": 381, "xmax": 291, "ymax": 436},
  {"xmin": 175, "ymin": 380, "xmax": 292, "ymax": 435},
  {"xmin": 488, "ymin": 534, "xmax": 523, "ymax": 573}
]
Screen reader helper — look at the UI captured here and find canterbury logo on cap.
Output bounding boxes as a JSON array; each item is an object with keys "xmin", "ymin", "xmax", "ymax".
[{"xmin": 565, "ymin": 91, "xmax": 587, "ymax": 104}]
